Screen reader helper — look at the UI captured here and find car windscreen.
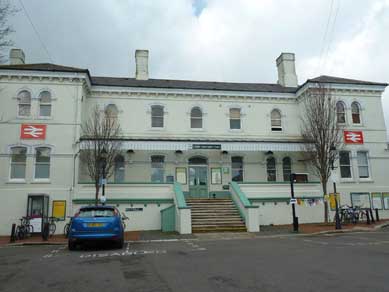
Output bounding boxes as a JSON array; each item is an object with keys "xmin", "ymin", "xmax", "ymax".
[{"xmin": 78, "ymin": 208, "xmax": 115, "ymax": 217}]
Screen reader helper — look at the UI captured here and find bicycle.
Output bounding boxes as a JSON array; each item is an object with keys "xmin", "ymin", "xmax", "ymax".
[
  {"xmin": 47, "ymin": 216, "xmax": 59, "ymax": 237},
  {"xmin": 63, "ymin": 216, "xmax": 73, "ymax": 238},
  {"xmin": 15, "ymin": 217, "xmax": 33, "ymax": 240}
]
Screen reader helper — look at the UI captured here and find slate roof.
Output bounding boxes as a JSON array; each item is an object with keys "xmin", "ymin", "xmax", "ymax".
[{"xmin": 0, "ymin": 63, "xmax": 387, "ymax": 92}]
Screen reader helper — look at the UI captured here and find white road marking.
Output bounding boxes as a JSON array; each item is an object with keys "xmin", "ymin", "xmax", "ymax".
[
  {"xmin": 79, "ymin": 249, "xmax": 167, "ymax": 259},
  {"xmin": 183, "ymin": 239, "xmax": 207, "ymax": 252}
]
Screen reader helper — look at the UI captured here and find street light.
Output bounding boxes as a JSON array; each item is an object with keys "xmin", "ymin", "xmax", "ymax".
[
  {"xmin": 330, "ymin": 144, "xmax": 342, "ymax": 230},
  {"xmin": 290, "ymin": 173, "xmax": 299, "ymax": 232},
  {"xmin": 99, "ymin": 148, "xmax": 108, "ymax": 206}
]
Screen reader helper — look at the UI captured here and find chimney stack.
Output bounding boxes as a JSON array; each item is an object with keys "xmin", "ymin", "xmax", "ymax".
[
  {"xmin": 276, "ymin": 52, "xmax": 298, "ymax": 87},
  {"xmin": 135, "ymin": 50, "xmax": 149, "ymax": 80},
  {"xmin": 10, "ymin": 49, "xmax": 25, "ymax": 65}
]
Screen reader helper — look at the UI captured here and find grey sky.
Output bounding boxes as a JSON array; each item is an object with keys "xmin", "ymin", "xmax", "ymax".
[{"xmin": 8, "ymin": 0, "xmax": 389, "ymax": 133}]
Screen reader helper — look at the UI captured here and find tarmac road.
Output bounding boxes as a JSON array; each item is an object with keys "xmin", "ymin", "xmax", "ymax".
[{"xmin": 1, "ymin": 230, "xmax": 389, "ymax": 292}]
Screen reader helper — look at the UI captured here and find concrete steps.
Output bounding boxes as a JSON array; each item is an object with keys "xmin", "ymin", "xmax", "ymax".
[{"xmin": 186, "ymin": 198, "xmax": 246, "ymax": 233}]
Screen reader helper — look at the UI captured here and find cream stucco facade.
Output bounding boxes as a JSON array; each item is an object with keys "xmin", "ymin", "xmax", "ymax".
[{"xmin": 0, "ymin": 48, "xmax": 388, "ymax": 235}]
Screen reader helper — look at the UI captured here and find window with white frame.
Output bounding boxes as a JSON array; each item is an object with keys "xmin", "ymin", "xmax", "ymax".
[
  {"xmin": 151, "ymin": 105, "xmax": 164, "ymax": 128},
  {"xmin": 357, "ymin": 151, "xmax": 369, "ymax": 178},
  {"xmin": 339, "ymin": 151, "xmax": 352, "ymax": 178},
  {"xmin": 34, "ymin": 147, "xmax": 51, "ymax": 179},
  {"xmin": 271, "ymin": 109, "xmax": 282, "ymax": 131},
  {"xmin": 10, "ymin": 147, "xmax": 27, "ymax": 179},
  {"xmin": 351, "ymin": 102, "xmax": 361, "ymax": 124},
  {"xmin": 229, "ymin": 108, "xmax": 241, "ymax": 129},
  {"xmin": 39, "ymin": 91, "xmax": 52, "ymax": 117},
  {"xmin": 336, "ymin": 101, "xmax": 346, "ymax": 124},
  {"xmin": 17, "ymin": 90, "xmax": 31, "ymax": 117},
  {"xmin": 266, "ymin": 157, "xmax": 276, "ymax": 182},
  {"xmin": 114, "ymin": 155, "xmax": 125, "ymax": 183},
  {"xmin": 190, "ymin": 107, "xmax": 203, "ymax": 129},
  {"xmin": 105, "ymin": 104, "xmax": 119, "ymax": 119},
  {"xmin": 282, "ymin": 157, "xmax": 291, "ymax": 181},
  {"xmin": 151, "ymin": 155, "xmax": 164, "ymax": 182},
  {"xmin": 231, "ymin": 156, "xmax": 243, "ymax": 182}
]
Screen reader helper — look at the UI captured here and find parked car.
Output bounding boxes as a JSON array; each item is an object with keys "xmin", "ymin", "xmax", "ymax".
[{"xmin": 68, "ymin": 206, "xmax": 124, "ymax": 250}]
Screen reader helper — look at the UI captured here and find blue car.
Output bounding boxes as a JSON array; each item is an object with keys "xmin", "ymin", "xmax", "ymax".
[{"xmin": 68, "ymin": 205, "xmax": 124, "ymax": 250}]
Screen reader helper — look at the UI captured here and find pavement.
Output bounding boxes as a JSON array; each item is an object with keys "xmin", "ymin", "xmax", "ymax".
[{"xmin": 1, "ymin": 229, "xmax": 389, "ymax": 291}]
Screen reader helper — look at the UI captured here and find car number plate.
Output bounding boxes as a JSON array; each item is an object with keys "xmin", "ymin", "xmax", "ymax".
[{"xmin": 88, "ymin": 223, "xmax": 103, "ymax": 227}]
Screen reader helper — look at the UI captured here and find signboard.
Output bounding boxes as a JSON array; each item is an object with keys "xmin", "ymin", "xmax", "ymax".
[
  {"xmin": 383, "ymin": 193, "xmax": 389, "ymax": 210},
  {"xmin": 52, "ymin": 200, "xmax": 66, "ymax": 220},
  {"xmin": 125, "ymin": 208, "xmax": 143, "ymax": 212},
  {"xmin": 192, "ymin": 144, "xmax": 221, "ymax": 150},
  {"xmin": 20, "ymin": 124, "xmax": 47, "ymax": 139},
  {"xmin": 290, "ymin": 198, "xmax": 297, "ymax": 205},
  {"xmin": 176, "ymin": 167, "xmax": 187, "ymax": 184},
  {"xmin": 371, "ymin": 193, "xmax": 383, "ymax": 210},
  {"xmin": 329, "ymin": 193, "xmax": 340, "ymax": 210},
  {"xmin": 211, "ymin": 168, "xmax": 222, "ymax": 184},
  {"xmin": 30, "ymin": 218, "xmax": 42, "ymax": 233},
  {"xmin": 351, "ymin": 193, "xmax": 370, "ymax": 208},
  {"xmin": 344, "ymin": 131, "xmax": 364, "ymax": 144}
]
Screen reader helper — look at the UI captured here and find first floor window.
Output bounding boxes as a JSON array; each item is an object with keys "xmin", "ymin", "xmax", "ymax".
[
  {"xmin": 339, "ymin": 151, "xmax": 352, "ymax": 178},
  {"xmin": 35, "ymin": 147, "xmax": 51, "ymax": 179},
  {"xmin": 10, "ymin": 147, "xmax": 27, "ymax": 179},
  {"xmin": 282, "ymin": 157, "xmax": 291, "ymax": 181},
  {"xmin": 18, "ymin": 90, "xmax": 31, "ymax": 117},
  {"xmin": 267, "ymin": 157, "xmax": 276, "ymax": 182},
  {"xmin": 151, "ymin": 105, "xmax": 164, "ymax": 128},
  {"xmin": 357, "ymin": 151, "xmax": 369, "ymax": 178},
  {"xmin": 231, "ymin": 156, "xmax": 243, "ymax": 182},
  {"xmin": 151, "ymin": 155, "xmax": 164, "ymax": 182},
  {"xmin": 229, "ymin": 108, "xmax": 241, "ymax": 129},
  {"xmin": 39, "ymin": 91, "xmax": 52, "ymax": 117},
  {"xmin": 114, "ymin": 155, "xmax": 125, "ymax": 182}
]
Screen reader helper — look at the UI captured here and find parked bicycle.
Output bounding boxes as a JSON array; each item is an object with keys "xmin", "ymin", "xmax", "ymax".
[
  {"xmin": 15, "ymin": 217, "xmax": 34, "ymax": 240},
  {"xmin": 47, "ymin": 216, "xmax": 59, "ymax": 237},
  {"xmin": 63, "ymin": 216, "xmax": 73, "ymax": 238}
]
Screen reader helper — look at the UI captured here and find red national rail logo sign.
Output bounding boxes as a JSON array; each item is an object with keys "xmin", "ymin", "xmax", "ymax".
[
  {"xmin": 20, "ymin": 124, "xmax": 47, "ymax": 139},
  {"xmin": 344, "ymin": 130, "xmax": 364, "ymax": 144}
]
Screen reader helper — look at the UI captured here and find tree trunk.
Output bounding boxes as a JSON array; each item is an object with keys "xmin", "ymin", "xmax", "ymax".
[
  {"xmin": 95, "ymin": 183, "xmax": 100, "ymax": 206},
  {"xmin": 322, "ymin": 181, "xmax": 328, "ymax": 223}
]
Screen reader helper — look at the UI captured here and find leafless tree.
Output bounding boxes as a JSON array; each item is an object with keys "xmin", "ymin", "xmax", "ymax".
[
  {"xmin": 80, "ymin": 105, "xmax": 122, "ymax": 205},
  {"xmin": 300, "ymin": 83, "xmax": 342, "ymax": 222},
  {"xmin": 0, "ymin": 1, "xmax": 17, "ymax": 62}
]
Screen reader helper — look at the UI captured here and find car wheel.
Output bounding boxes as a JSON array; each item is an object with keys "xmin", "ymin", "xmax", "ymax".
[
  {"xmin": 115, "ymin": 237, "xmax": 124, "ymax": 249},
  {"xmin": 68, "ymin": 240, "xmax": 77, "ymax": 251}
]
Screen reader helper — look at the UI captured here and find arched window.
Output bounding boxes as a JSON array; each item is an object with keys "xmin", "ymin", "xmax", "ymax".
[
  {"xmin": 39, "ymin": 91, "xmax": 52, "ymax": 117},
  {"xmin": 151, "ymin": 105, "xmax": 164, "ymax": 128},
  {"xmin": 190, "ymin": 107, "xmax": 203, "ymax": 129},
  {"xmin": 282, "ymin": 157, "xmax": 291, "ymax": 181},
  {"xmin": 17, "ymin": 90, "xmax": 31, "ymax": 117},
  {"xmin": 351, "ymin": 102, "xmax": 361, "ymax": 124},
  {"xmin": 105, "ymin": 104, "xmax": 119, "ymax": 119},
  {"xmin": 10, "ymin": 147, "xmax": 27, "ymax": 179},
  {"xmin": 336, "ymin": 101, "xmax": 346, "ymax": 124},
  {"xmin": 271, "ymin": 109, "xmax": 282, "ymax": 131},
  {"xmin": 266, "ymin": 157, "xmax": 276, "ymax": 182},
  {"xmin": 34, "ymin": 147, "xmax": 51, "ymax": 179},
  {"xmin": 231, "ymin": 156, "xmax": 243, "ymax": 182},
  {"xmin": 151, "ymin": 155, "xmax": 164, "ymax": 182},
  {"xmin": 229, "ymin": 108, "xmax": 241, "ymax": 129},
  {"xmin": 114, "ymin": 155, "xmax": 125, "ymax": 183}
]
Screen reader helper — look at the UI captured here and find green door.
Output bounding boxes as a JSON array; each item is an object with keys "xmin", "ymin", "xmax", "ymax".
[{"xmin": 189, "ymin": 166, "xmax": 208, "ymax": 198}]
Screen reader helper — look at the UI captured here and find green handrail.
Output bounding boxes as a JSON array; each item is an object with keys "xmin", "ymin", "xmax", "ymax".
[
  {"xmin": 173, "ymin": 182, "xmax": 190, "ymax": 209},
  {"xmin": 229, "ymin": 182, "xmax": 257, "ymax": 208}
]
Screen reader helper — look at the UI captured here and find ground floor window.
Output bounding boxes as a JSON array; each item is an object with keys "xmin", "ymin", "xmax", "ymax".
[
  {"xmin": 282, "ymin": 157, "xmax": 291, "ymax": 181},
  {"xmin": 231, "ymin": 156, "xmax": 243, "ymax": 182},
  {"xmin": 267, "ymin": 157, "xmax": 276, "ymax": 182},
  {"xmin": 151, "ymin": 155, "xmax": 164, "ymax": 182},
  {"xmin": 351, "ymin": 193, "xmax": 371, "ymax": 208},
  {"xmin": 114, "ymin": 155, "xmax": 125, "ymax": 182}
]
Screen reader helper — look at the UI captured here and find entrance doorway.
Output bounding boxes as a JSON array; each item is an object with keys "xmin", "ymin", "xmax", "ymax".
[{"xmin": 188, "ymin": 156, "xmax": 208, "ymax": 198}]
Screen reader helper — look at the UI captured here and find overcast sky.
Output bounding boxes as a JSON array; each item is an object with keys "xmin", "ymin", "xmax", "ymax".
[{"xmin": 7, "ymin": 0, "xmax": 389, "ymax": 134}]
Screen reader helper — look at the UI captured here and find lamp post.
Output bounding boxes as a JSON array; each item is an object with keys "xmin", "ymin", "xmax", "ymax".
[
  {"xmin": 99, "ymin": 148, "xmax": 108, "ymax": 206},
  {"xmin": 330, "ymin": 145, "xmax": 342, "ymax": 230},
  {"xmin": 290, "ymin": 173, "xmax": 299, "ymax": 232}
]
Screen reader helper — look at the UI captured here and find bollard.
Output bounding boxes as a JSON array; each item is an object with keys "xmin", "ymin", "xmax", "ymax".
[
  {"xmin": 375, "ymin": 208, "xmax": 380, "ymax": 222},
  {"xmin": 366, "ymin": 210, "xmax": 371, "ymax": 225},
  {"xmin": 10, "ymin": 224, "xmax": 16, "ymax": 243},
  {"xmin": 293, "ymin": 217, "xmax": 299, "ymax": 232},
  {"xmin": 42, "ymin": 222, "xmax": 50, "ymax": 241},
  {"xmin": 369, "ymin": 209, "xmax": 375, "ymax": 223}
]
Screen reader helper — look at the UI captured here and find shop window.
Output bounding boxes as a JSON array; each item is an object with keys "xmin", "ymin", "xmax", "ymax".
[
  {"xmin": 351, "ymin": 102, "xmax": 361, "ymax": 124},
  {"xmin": 267, "ymin": 157, "xmax": 276, "ymax": 182},
  {"xmin": 114, "ymin": 155, "xmax": 125, "ymax": 183},
  {"xmin": 357, "ymin": 151, "xmax": 369, "ymax": 178},
  {"xmin": 34, "ymin": 147, "xmax": 51, "ymax": 179},
  {"xmin": 39, "ymin": 91, "xmax": 52, "ymax": 117},
  {"xmin": 10, "ymin": 146, "xmax": 27, "ymax": 179},
  {"xmin": 229, "ymin": 108, "xmax": 241, "ymax": 129},
  {"xmin": 271, "ymin": 109, "xmax": 282, "ymax": 131},
  {"xmin": 231, "ymin": 156, "xmax": 243, "ymax": 182},
  {"xmin": 190, "ymin": 107, "xmax": 203, "ymax": 129},
  {"xmin": 17, "ymin": 90, "xmax": 31, "ymax": 117},
  {"xmin": 339, "ymin": 151, "xmax": 352, "ymax": 178},
  {"xmin": 151, "ymin": 105, "xmax": 164, "ymax": 128},
  {"xmin": 282, "ymin": 157, "xmax": 291, "ymax": 181},
  {"xmin": 336, "ymin": 101, "xmax": 346, "ymax": 124},
  {"xmin": 151, "ymin": 155, "xmax": 164, "ymax": 182}
]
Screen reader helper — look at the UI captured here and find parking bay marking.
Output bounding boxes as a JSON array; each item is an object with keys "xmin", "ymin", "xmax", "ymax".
[{"xmin": 79, "ymin": 249, "xmax": 167, "ymax": 259}]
